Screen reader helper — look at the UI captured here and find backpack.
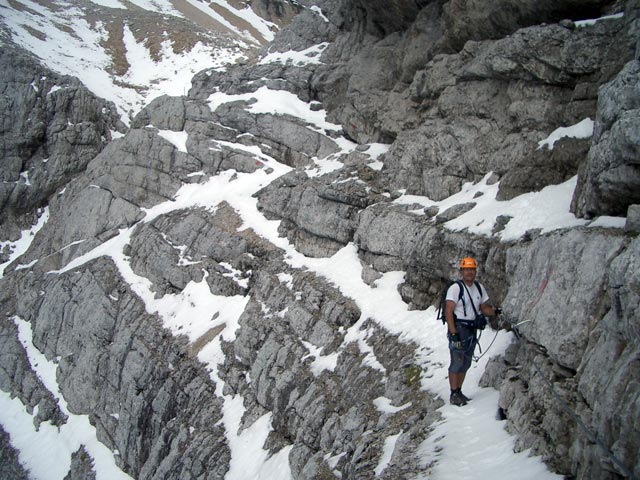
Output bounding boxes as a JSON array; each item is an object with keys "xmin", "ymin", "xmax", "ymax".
[{"xmin": 436, "ymin": 280, "xmax": 483, "ymax": 324}]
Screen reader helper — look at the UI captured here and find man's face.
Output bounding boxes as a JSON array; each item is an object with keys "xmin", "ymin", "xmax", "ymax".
[{"xmin": 461, "ymin": 268, "xmax": 476, "ymax": 283}]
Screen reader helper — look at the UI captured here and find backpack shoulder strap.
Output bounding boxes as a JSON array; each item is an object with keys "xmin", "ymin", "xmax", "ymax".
[
  {"xmin": 438, "ymin": 280, "xmax": 455, "ymax": 323},
  {"xmin": 474, "ymin": 281, "xmax": 483, "ymax": 298},
  {"xmin": 454, "ymin": 280, "xmax": 467, "ymax": 316},
  {"xmin": 460, "ymin": 281, "xmax": 480, "ymax": 317}
]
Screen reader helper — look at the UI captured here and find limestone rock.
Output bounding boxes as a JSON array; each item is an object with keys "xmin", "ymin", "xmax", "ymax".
[
  {"xmin": 0, "ymin": 314, "xmax": 67, "ymax": 429},
  {"xmin": 573, "ymin": 60, "xmax": 640, "ymax": 218},
  {"xmin": 502, "ymin": 228, "xmax": 627, "ymax": 370},
  {"xmin": 127, "ymin": 204, "xmax": 273, "ymax": 297},
  {"xmin": 64, "ymin": 446, "xmax": 96, "ymax": 480},
  {"xmin": 0, "ymin": 44, "xmax": 125, "ymax": 241},
  {"xmin": 1, "ymin": 1, "xmax": 639, "ymax": 479},
  {"xmin": 0, "ymin": 426, "xmax": 29, "ymax": 480},
  {"xmin": 482, "ymin": 233, "xmax": 639, "ymax": 479},
  {"xmin": 256, "ymin": 166, "xmax": 389, "ymax": 257},
  {"xmin": 480, "ymin": 340, "xmax": 583, "ymax": 476},
  {"xmin": 440, "ymin": 0, "xmax": 614, "ymax": 52},
  {"xmin": 131, "ymin": 95, "xmax": 187, "ymax": 131},
  {"xmin": 625, "ymin": 204, "xmax": 640, "ymax": 232},
  {"xmin": 11, "ymin": 258, "xmax": 231, "ymax": 478},
  {"xmin": 386, "ymin": 16, "xmax": 633, "ymax": 200},
  {"xmin": 225, "ymin": 262, "xmax": 441, "ymax": 478},
  {"xmin": 249, "ymin": 0, "xmax": 302, "ymax": 27},
  {"xmin": 435, "ymin": 202, "xmax": 476, "ymax": 224},
  {"xmin": 574, "ymin": 237, "xmax": 640, "ymax": 480},
  {"xmin": 354, "ymin": 202, "xmax": 507, "ymax": 308},
  {"xmin": 348, "ymin": 0, "xmax": 432, "ymax": 37}
]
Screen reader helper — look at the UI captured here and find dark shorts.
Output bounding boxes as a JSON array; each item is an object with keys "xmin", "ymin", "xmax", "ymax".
[{"xmin": 449, "ymin": 322, "xmax": 476, "ymax": 374}]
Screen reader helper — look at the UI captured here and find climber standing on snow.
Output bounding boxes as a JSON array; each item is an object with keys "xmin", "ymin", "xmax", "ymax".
[{"xmin": 445, "ymin": 257, "xmax": 501, "ymax": 406}]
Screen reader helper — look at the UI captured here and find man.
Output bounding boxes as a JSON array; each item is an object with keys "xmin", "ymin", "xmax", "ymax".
[{"xmin": 445, "ymin": 257, "xmax": 500, "ymax": 406}]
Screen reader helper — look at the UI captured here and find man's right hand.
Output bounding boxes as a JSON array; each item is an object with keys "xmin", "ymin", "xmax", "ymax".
[{"xmin": 448, "ymin": 332, "xmax": 464, "ymax": 350}]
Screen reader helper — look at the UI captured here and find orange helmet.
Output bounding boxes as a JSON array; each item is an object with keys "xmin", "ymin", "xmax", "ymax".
[{"xmin": 460, "ymin": 257, "xmax": 477, "ymax": 269}]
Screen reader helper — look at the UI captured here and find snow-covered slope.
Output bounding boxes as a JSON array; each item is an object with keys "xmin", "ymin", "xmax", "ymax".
[
  {"xmin": 0, "ymin": 51, "xmax": 625, "ymax": 480},
  {"xmin": 0, "ymin": 102, "xmax": 575, "ymax": 480},
  {"xmin": 0, "ymin": 1, "xmax": 637, "ymax": 479},
  {"xmin": 0, "ymin": 0, "xmax": 290, "ymax": 124}
]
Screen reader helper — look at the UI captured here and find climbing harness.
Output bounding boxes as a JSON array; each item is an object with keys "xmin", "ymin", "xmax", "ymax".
[{"xmin": 452, "ymin": 281, "xmax": 496, "ymax": 362}]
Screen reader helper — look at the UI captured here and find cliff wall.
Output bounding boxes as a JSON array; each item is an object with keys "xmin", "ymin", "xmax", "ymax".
[{"xmin": 1, "ymin": 0, "xmax": 639, "ymax": 478}]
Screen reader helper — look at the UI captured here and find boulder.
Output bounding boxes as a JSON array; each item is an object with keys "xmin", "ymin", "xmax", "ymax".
[
  {"xmin": 256, "ymin": 166, "xmax": 389, "ymax": 256},
  {"xmin": 625, "ymin": 204, "xmax": 640, "ymax": 232}
]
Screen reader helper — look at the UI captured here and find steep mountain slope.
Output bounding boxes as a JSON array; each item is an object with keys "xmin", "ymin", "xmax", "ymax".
[
  {"xmin": 0, "ymin": 0, "xmax": 299, "ymax": 123},
  {"xmin": 1, "ymin": 0, "xmax": 639, "ymax": 479},
  {"xmin": 0, "ymin": 0, "xmax": 298, "ymax": 262}
]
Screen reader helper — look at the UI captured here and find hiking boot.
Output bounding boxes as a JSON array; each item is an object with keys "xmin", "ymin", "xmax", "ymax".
[
  {"xmin": 459, "ymin": 391, "xmax": 471, "ymax": 403},
  {"xmin": 450, "ymin": 390, "xmax": 467, "ymax": 406}
]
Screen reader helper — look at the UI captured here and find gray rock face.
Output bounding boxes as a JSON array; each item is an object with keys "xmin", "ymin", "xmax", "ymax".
[
  {"xmin": 190, "ymin": 74, "xmax": 344, "ymax": 170},
  {"xmin": 503, "ymin": 229, "xmax": 628, "ymax": 370},
  {"xmin": 384, "ymin": 16, "xmax": 633, "ymax": 200},
  {"xmin": 0, "ymin": 314, "xmax": 67, "ymax": 429},
  {"xmin": 214, "ymin": 107, "xmax": 341, "ymax": 167},
  {"xmin": 250, "ymin": 0, "xmax": 302, "ymax": 27},
  {"xmin": 128, "ymin": 203, "xmax": 274, "ymax": 298},
  {"xmin": 480, "ymin": 340, "xmax": 583, "ymax": 475},
  {"xmin": 256, "ymin": 165, "xmax": 389, "ymax": 256},
  {"xmin": 348, "ymin": 0, "xmax": 432, "ymax": 37},
  {"xmin": 0, "ymin": 44, "xmax": 125, "ymax": 241},
  {"xmin": 10, "ymin": 93, "xmax": 285, "ymax": 272},
  {"xmin": 131, "ymin": 95, "xmax": 188, "ymax": 131},
  {"xmin": 65, "ymin": 446, "xmax": 97, "ymax": 480},
  {"xmin": 354, "ymin": 202, "xmax": 508, "ymax": 309},
  {"xmin": 439, "ymin": 0, "xmax": 613, "ymax": 52},
  {"xmin": 626, "ymin": 204, "xmax": 640, "ymax": 232},
  {"xmin": 459, "ymin": 21, "xmax": 628, "ymax": 85},
  {"xmin": 573, "ymin": 60, "xmax": 640, "ymax": 217},
  {"xmin": 9, "ymin": 259, "xmax": 231, "ymax": 479},
  {"xmin": 224, "ymin": 264, "xmax": 442, "ymax": 479},
  {"xmin": 482, "ymin": 231, "xmax": 639, "ymax": 479}
]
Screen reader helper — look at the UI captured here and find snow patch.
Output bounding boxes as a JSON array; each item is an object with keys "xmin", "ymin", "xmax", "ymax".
[
  {"xmin": 158, "ymin": 129, "xmax": 188, "ymax": 152},
  {"xmin": 208, "ymin": 86, "xmax": 342, "ymax": 133},
  {"xmin": 537, "ymin": 117, "xmax": 594, "ymax": 150},
  {"xmin": 259, "ymin": 42, "xmax": 329, "ymax": 66}
]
